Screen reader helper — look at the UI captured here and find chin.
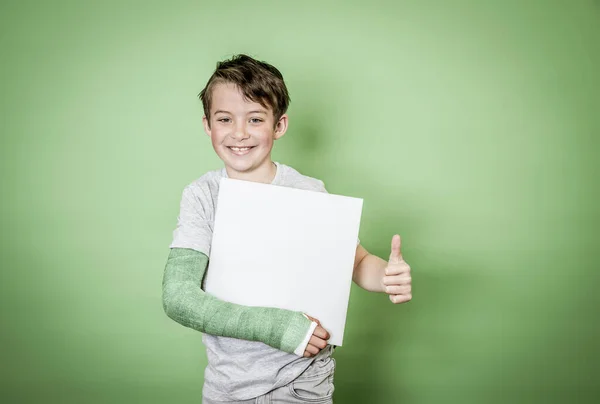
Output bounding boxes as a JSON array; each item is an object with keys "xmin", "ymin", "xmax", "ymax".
[
  {"xmin": 222, "ymin": 156, "xmax": 256, "ymax": 173},
  {"xmin": 228, "ymin": 162, "xmax": 254, "ymax": 173}
]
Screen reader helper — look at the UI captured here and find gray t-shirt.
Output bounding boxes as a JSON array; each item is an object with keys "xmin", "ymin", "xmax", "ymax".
[{"xmin": 169, "ymin": 161, "xmax": 334, "ymax": 401}]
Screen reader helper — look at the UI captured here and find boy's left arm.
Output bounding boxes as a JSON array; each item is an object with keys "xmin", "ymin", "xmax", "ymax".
[{"xmin": 352, "ymin": 234, "xmax": 412, "ymax": 304}]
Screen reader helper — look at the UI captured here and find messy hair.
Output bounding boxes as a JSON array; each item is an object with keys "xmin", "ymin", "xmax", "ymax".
[{"xmin": 199, "ymin": 54, "xmax": 291, "ymax": 127}]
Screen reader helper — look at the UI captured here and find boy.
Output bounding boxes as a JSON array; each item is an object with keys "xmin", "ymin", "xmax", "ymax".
[{"xmin": 162, "ymin": 54, "xmax": 412, "ymax": 403}]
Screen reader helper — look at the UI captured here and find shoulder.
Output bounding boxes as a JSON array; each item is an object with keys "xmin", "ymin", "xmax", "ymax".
[
  {"xmin": 180, "ymin": 167, "xmax": 224, "ymax": 203},
  {"xmin": 278, "ymin": 163, "xmax": 327, "ymax": 193}
]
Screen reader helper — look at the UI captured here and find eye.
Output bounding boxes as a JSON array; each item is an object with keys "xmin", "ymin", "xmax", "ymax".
[
  {"xmin": 217, "ymin": 117, "xmax": 231, "ymax": 123},
  {"xmin": 249, "ymin": 117, "xmax": 264, "ymax": 124}
]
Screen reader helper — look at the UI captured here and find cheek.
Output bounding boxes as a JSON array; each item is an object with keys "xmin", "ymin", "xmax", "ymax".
[
  {"xmin": 261, "ymin": 137, "xmax": 274, "ymax": 147},
  {"xmin": 210, "ymin": 129, "xmax": 227, "ymax": 145},
  {"xmin": 254, "ymin": 129, "xmax": 275, "ymax": 146}
]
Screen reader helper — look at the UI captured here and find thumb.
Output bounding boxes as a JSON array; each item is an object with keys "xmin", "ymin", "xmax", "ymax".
[
  {"xmin": 304, "ymin": 314, "xmax": 320, "ymax": 325},
  {"xmin": 389, "ymin": 234, "xmax": 402, "ymax": 264}
]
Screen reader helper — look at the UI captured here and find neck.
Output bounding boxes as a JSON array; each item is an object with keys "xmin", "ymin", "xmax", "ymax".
[{"xmin": 225, "ymin": 160, "xmax": 277, "ymax": 184}]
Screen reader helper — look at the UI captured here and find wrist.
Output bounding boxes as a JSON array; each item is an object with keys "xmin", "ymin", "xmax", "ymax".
[
  {"xmin": 293, "ymin": 319, "xmax": 318, "ymax": 356},
  {"xmin": 280, "ymin": 311, "xmax": 313, "ymax": 353}
]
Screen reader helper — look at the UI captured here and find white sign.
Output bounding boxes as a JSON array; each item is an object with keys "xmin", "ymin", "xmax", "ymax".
[{"xmin": 204, "ymin": 178, "xmax": 363, "ymax": 346}]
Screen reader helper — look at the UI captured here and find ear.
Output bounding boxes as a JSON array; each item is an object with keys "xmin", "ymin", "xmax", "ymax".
[
  {"xmin": 202, "ymin": 115, "xmax": 211, "ymax": 137},
  {"xmin": 274, "ymin": 114, "xmax": 288, "ymax": 140}
]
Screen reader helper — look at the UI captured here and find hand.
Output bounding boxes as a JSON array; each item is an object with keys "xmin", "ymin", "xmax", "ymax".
[
  {"xmin": 303, "ymin": 315, "xmax": 330, "ymax": 358},
  {"xmin": 381, "ymin": 234, "xmax": 412, "ymax": 304}
]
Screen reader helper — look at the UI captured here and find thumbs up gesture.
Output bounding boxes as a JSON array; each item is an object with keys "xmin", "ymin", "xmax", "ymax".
[{"xmin": 381, "ymin": 234, "xmax": 412, "ymax": 304}]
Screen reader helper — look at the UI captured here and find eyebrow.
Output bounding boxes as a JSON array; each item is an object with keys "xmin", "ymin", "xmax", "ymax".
[{"xmin": 213, "ymin": 109, "xmax": 268, "ymax": 115}]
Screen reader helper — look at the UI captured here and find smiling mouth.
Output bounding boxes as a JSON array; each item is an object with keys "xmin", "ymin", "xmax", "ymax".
[
  {"xmin": 227, "ymin": 146, "xmax": 256, "ymax": 155},
  {"xmin": 227, "ymin": 146, "xmax": 255, "ymax": 151}
]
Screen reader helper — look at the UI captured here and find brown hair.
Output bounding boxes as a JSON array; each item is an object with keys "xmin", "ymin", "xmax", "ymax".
[{"xmin": 199, "ymin": 54, "xmax": 291, "ymax": 127}]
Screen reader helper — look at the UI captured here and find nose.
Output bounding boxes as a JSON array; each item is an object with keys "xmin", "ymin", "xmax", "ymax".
[{"xmin": 231, "ymin": 122, "xmax": 250, "ymax": 141}]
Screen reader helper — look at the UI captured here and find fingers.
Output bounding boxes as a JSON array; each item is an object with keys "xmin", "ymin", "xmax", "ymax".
[
  {"xmin": 383, "ymin": 269, "xmax": 412, "ymax": 305},
  {"xmin": 303, "ymin": 341, "xmax": 327, "ymax": 357},
  {"xmin": 303, "ymin": 347, "xmax": 317, "ymax": 357},
  {"xmin": 382, "ymin": 274, "xmax": 411, "ymax": 286},
  {"xmin": 385, "ymin": 261, "xmax": 410, "ymax": 276},
  {"xmin": 303, "ymin": 341, "xmax": 321, "ymax": 357},
  {"xmin": 309, "ymin": 335, "xmax": 328, "ymax": 350},
  {"xmin": 303, "ymin": 339, "xmax": 328, "ymax": 357},
  {"xmin": 383, "ymin": 285, "xmax": 411, "ymax": 295},
  {"xmin": 303, "ymin": 321, "xmax": 330, "ymax": 358},
  {"xmin": 389, "ymin": 234, "xmax": 402, "ymax": 264},
  {"xmin": 312, "ymin": 324, "xmax": 330, "ymax": 340},
  {"xmin": 303, "ymin": 315, "xmax": 329, "ymax": 339},
  {"xmin": 305, "ymin": 314, "xmax": 320, "ymax": 325},
  {"xmin": 390, "ymin": 294, "xmax": 412, "ymax": 304},
  {"xmin": 303, "ymin": 337, "xmax": 328, "ymax": 357}
]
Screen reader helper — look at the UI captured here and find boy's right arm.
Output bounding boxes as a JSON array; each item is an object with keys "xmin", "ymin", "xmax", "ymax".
[
  {"xmin": 163, "ymin": 185, "xmax": 328, "ymax": 356},
  {"xmin": 162, "ymin": 247, "xmax": 321, "ymax": 354}
]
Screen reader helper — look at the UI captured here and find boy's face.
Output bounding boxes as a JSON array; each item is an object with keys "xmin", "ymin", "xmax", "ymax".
[{"xmin": 202, "ymin": 82, "xmax": 287, "ymax": 180}]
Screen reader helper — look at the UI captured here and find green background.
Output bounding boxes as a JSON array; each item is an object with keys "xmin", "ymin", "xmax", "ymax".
[{"xmin": 1, "ymin": 1, "xmax": 598, "ymax": 403}]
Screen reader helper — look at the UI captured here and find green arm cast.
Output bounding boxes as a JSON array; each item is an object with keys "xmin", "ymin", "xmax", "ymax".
[{"xmin": 162, "ymin": 247, "xmax": 312, "ymax": 354}]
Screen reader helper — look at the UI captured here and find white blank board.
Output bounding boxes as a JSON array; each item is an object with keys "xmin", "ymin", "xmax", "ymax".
[{"xmin": 204, "ymin": 178, "xmax": 363, "ymax": 346}]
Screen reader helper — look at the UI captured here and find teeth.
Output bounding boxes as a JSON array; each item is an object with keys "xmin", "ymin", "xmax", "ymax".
[{"xmin": 230, "ymin": 147, "xmax": 251, "ymax": 151}]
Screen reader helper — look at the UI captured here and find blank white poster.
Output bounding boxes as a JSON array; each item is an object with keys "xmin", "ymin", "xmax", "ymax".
[{"xmin": 204, "ymin": 178, "xmax": 363, "ymax": 346}]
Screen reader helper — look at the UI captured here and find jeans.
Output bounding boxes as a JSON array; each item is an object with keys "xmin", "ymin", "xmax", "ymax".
[{"xmin": 202, "ymin": 355, "xmax": 336, "ymax": 403}]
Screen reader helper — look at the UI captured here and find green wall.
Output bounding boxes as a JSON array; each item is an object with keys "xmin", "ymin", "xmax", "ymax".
[{"xmin": 1, "ymin": 1, "xmax": 598, "ymax": 403}]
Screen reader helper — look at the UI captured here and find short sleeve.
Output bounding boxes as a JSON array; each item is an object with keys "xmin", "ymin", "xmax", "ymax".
[{"xmin": 169, "ymin": 186, "xmax": 213, "ymax": 256}]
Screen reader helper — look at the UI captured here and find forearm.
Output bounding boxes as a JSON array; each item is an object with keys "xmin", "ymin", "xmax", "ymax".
[
  {"xmin": 162, "ymin": 248, "xmax": 312, "ymax": 353},
  {"xmin": 352, "ymin": 253, "xmax": 387, "ymax": 293}
]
